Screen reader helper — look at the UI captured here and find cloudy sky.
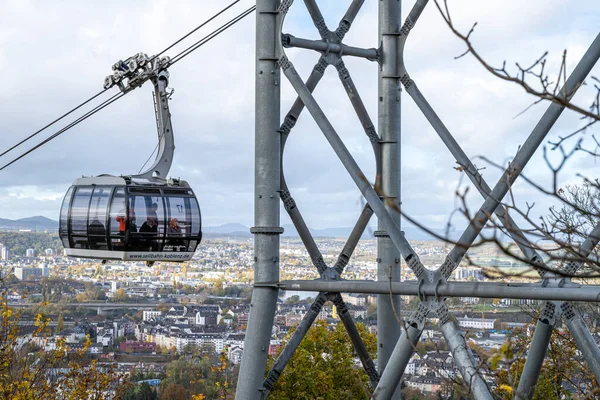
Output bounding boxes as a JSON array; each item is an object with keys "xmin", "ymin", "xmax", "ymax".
[{"xmin": 0, "ymin": 0, "xmax": 598, "ymax": 236}]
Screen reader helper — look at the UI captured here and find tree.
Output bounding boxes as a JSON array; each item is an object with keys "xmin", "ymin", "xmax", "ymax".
[
  {"xmin": 0, "ymin": 290, "xmax": 126, "ymax": 399},
  {"xmin": 55, "ymin": 313, "xmax": 64, "ymax": 334},
  {"xmin": 138, "ymin": 382, "xmax": 157, "ymax": 400},
  {"xmin": 284, "ymin": 295, "xmax": 300, "ymax": 304},
  {"xmin": 161, "ymin": 383, "xmax": 188, "ymax": 400},
  {"xmin": 162, "ymin": 358, "xmax": 193, "ymax": 388},
  {"xmin": 400, "ymin": 386, "xmax": 423, "ymax": 400},
  {"xmin": 115, "ymin": 288, "xmax": 127, "ymax": 302},
  {"xmin": 114, "ymin": 336, "xmax": 127, "ymax": 349},
  {"xmin": 266, "ymin": 320, "xmax": 377, "ymax": 399}
]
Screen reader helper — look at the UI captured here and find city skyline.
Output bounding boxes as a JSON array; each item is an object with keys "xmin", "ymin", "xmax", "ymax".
[{"xmin": 0, "ymin": 1, "xmax": 598, "ymax": 232}]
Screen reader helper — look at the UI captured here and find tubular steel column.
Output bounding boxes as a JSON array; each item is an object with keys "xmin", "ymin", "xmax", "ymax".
[
  {"xmin": 563, "ymin": 303, "xmax": 600, "ymax": 383},
  {"xmin": 516, "ymin": 315, "xmax": 554, "ymax": 399},
  {"xmin": 377, "ymin": 1, "xmax": 402, "ymax": 391},
  {"xmin": 236, "ymin": 0, "xmax": 281, "ymax": 398}
]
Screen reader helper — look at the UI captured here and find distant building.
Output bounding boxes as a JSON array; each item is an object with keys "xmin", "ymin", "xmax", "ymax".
[
  {"xmin": 143, "ymin": 311, "xmax": 162, "ymax": 321},
  {"xmin": 44, "ymin": 248, "xmax": 54, "ymax": 256},
  {"xmin": 26, "ymin": 248, "xmax": 35, "ymax": 257},
  {"xmin": 457, "ymin": 315, "xmax": 495, "ymax": 330},
  {"xmin": 405, "ymin": 375, "xmax": 443, "ymax": 394},
  {"xmin": 228, "ymin": 345, "xmax": 244, "ymax": 364},
  {"xmin": 89, "ymin": 343, "xmax": 104, "ymax": 354},
  {"xmin": 97, "ymin": 331, "xmax": 113, "ymax": 347},
  {"xmin": 120, "ymin": 341, "xmax": 156, "ymax": 354},
  {"xmin": 14, "ymin": 266, "xmax": 48, "ymax": 280},
  {"xmin": 268, "ymin": 340, "xmax": 281, "ymax": 356},
  {"xmin": 454, "ymin": 266, "xmax": 484, "ymax": 281},
  {"xmin": 196, "ymin": 306, "xmax": 219, "ymax": 326},
  {"xmin": 0, "ymin": 244, "xmax": 10, "ymax": 261},
  {"xmin": 342, "ymin": 293, "xmax": 367, "ymax": 306}
]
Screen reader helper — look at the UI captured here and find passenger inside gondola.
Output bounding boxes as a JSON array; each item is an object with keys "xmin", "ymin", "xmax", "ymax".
[
  {"xmin": 167, "ymin": 218, "xmax": 183, "ymax": 247},
  {"xmin": 140, "ymin": 216, "xmax": 158, "ymax": 250},
  {"xmin": 114, "ymin": 208, "xmax": 136, "ymax": 249},
  {"xmin": 148, "ymin": 202, "xmax": 159, "ymax": 225}
]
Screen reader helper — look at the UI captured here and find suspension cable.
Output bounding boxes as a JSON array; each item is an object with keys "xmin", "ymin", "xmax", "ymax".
[
  {"xmin": 0, "ymin": 89, "xmax": 109, "ymax": 160},
  {"xmin": 154, "ymin": 0, "xmax": 241, "ymax": 60},
  {"xmin": 0, "ymin": 0, "xmax": 248, "ymax": 163},
  {"xmin": 170, "ymin": 5, "xmax": 256, "ymax": 66},
  {"xmin": 0, "ymin": 93, "xmax": 126, "ymax": 171}
]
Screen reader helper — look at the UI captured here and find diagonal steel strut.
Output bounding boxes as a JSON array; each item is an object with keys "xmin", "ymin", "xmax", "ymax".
[
  {"xmin": 394, "ymin": 2, "xmax": 600, "ymax": 395},
  {"xmin": 264, "ymin": 1, "xmax": 600, "ymax": 399},
  {"xmin": 397, "ymin": 0, "xmax": 600, "ymax": 280},
  {"xmin": 262, "ymin": 206, "xmax": 377, "ymax": 394},
  {"xmin": 263, "ymin": 0, "xmax": 381, "ymax": 394},
  {"xmin": 518, "ymin": 220, "xmax": 600, "ymax": 398}
]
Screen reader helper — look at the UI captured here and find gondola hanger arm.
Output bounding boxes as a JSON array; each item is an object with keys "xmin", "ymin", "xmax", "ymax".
[{"xmin": 104, "ymin": 53, "xmax": 175, "ymax": 180}]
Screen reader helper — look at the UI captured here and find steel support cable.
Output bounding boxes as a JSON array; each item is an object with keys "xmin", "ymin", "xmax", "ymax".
[
  {"xmin": 0, "ymin": 93, "xmax": 125, "ymax": 171},
  {"xmin": 169, "ymin": 5, "xmax": 256, "ymax": 66},
  {"xmin": 0, "ymin": 1, "xmax": 243, "ymax": 160},
  {"xmin": 153, "ymin": 0, "xmax": 242, "ymax": 60},
  {"xmin": 0, "ymin": 89, "xmax": 109, "ymax": 160},
  {"xmin": 138, "ymin": 143, "xmax": 160, "ymax": 174},
  {"xmin": 0, "ymin": 5, "xmax": 256, "ymax": 170}
]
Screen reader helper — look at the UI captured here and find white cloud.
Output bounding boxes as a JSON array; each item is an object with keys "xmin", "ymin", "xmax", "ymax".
[{"xmin": 0, "ymin": 0, "xmax": 598, "ymax": 234}]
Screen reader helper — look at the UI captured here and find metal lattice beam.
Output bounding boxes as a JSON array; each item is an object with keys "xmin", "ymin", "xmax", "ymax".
[{"xmin": 238, "ymin": 1, "xmax": 600, "ymax": 399}]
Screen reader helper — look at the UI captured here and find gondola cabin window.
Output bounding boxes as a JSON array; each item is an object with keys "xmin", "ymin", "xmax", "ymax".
[{"xmin": 59, "ymin": 179, "xmax": 201, "ymax": 262}]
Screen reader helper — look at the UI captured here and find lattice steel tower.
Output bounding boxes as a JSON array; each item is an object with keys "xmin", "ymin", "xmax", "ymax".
[{"xmin": 236, "ymin": 1, "xmax": 600, "ymax": 399}]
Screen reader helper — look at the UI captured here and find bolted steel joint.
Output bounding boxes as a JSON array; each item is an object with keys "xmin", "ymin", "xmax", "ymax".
[
  {"xmin": 310, "ymin": 293, "xmax": 328, "ymax": 313},
  {"xmin": 335, "ymin": 20, "xmax": 350, "ymax": 40},
  {"xmin": 435, "ymin": 302, "xmax": 451, "ymax": 326},
  {"xmin": 407, "ymin": 254, "xmax": 425, "ymax": 278},
  {"xmin": 563, "ymin": 260, "xmax": 581, "ymax": 276},
  {"xmin": 413, "ymin": 303, "xmax": 429, "ymax": 330},
  {"xmin": 400, "ymin": 74, "xmax": 413, "ymax": 89},
  {"xmin": 279, "ymin": 114, "xmax": 297, "ymax": 136},
  {"xmin": 399, "ymin": 19, "xmax": 415, "ymax": 36},
  {"xmin": 539, "ymin": 301, "xmax": 557, "ymax": 325},
  {"xmin": 278, "ymin": 55, "xmax": 292, "ymax": 71},
  {"xmin": 313, "ymin": 256, "xmax": 328, "ymax": 274},
  {"xmin": 335, "ymin": 60, "xmax": 350, "ymax": 80},
  {"xmin": 278, "ymin": 0, "xmax": 293, "ymax": 14},
  {"xmin": 329, "ymin": 293, "xmax": 348, "ymax": 314},
  {"xmin": 314, "ymin": 57, "xmax": 328, "ymax": 75},
  {"xmin": 561, "ymin": 302, "xmax": 576, "ymax": 321},
  {"xmin": 263, "ymin": 369, "xmax": 281, "ymax": 391},
  {"xmin": 334, "ymin": 253, "xmax": 349, "ymax": 274},
  {"xmin": 314, "ymin": 19, "xmax": 329, "ymax": 38},
  {"xmin": 364, "ymin": 364, "xmax": 380, "ymax": 388},
  {"xmin": 280, "ymin": 190, "xmax": 297, "ymax": 211},
  {"xmin": 365, "ymin": 125, "xmax": 379, "ymax": 144},
  {"xmin": 439, "ymin": 256, "xmax": 457, "ymax": 279}
]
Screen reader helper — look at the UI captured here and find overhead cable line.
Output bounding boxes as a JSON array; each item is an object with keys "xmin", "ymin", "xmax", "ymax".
[
  {"xmin": 170, "ymin": 5, "xmax": 256, "ymax": 66},
  {"xmin": 0, "ymin": 92, "xmax": 126, "ymax": 172},
  {"xmin": 0, "ymin": 0, "xmax": 246, "ymax": 163},
  {"xmin": 0, "ymin": 89, "xmax": 109, "ymax": 160},
  {"xmin": 153, "ymin": 0, "xmax": 241, "ymax": 60},
  {"xmin": 138, "ymin": 143, "xmax": 160, "ymax": 174}
]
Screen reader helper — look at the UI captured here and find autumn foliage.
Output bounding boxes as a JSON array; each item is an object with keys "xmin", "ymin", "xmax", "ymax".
[{"xmin": 0, "ymin": 290, "xmax": 126, "ymax": 399}]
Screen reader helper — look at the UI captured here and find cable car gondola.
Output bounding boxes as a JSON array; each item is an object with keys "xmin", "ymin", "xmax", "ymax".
[{"xmin": 59, "ymin": 53, "xmax": 202, "ymax": 263}]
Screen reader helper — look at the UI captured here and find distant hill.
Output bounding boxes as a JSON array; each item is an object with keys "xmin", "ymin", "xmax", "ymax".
[
  {"xmin": 1, "ymin": 217, "xmax": 456, "ymax": 241},
  {"xmin": 203, "ymin": 223, "xmax": 455, "ymax": 241},
  {"xmin": 0, "ymin": 216, "xmax": 58, "ymax": 232},
  {"xmin": 204, "ymin": 223, "xmax": 251, "ymax": 237}
]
